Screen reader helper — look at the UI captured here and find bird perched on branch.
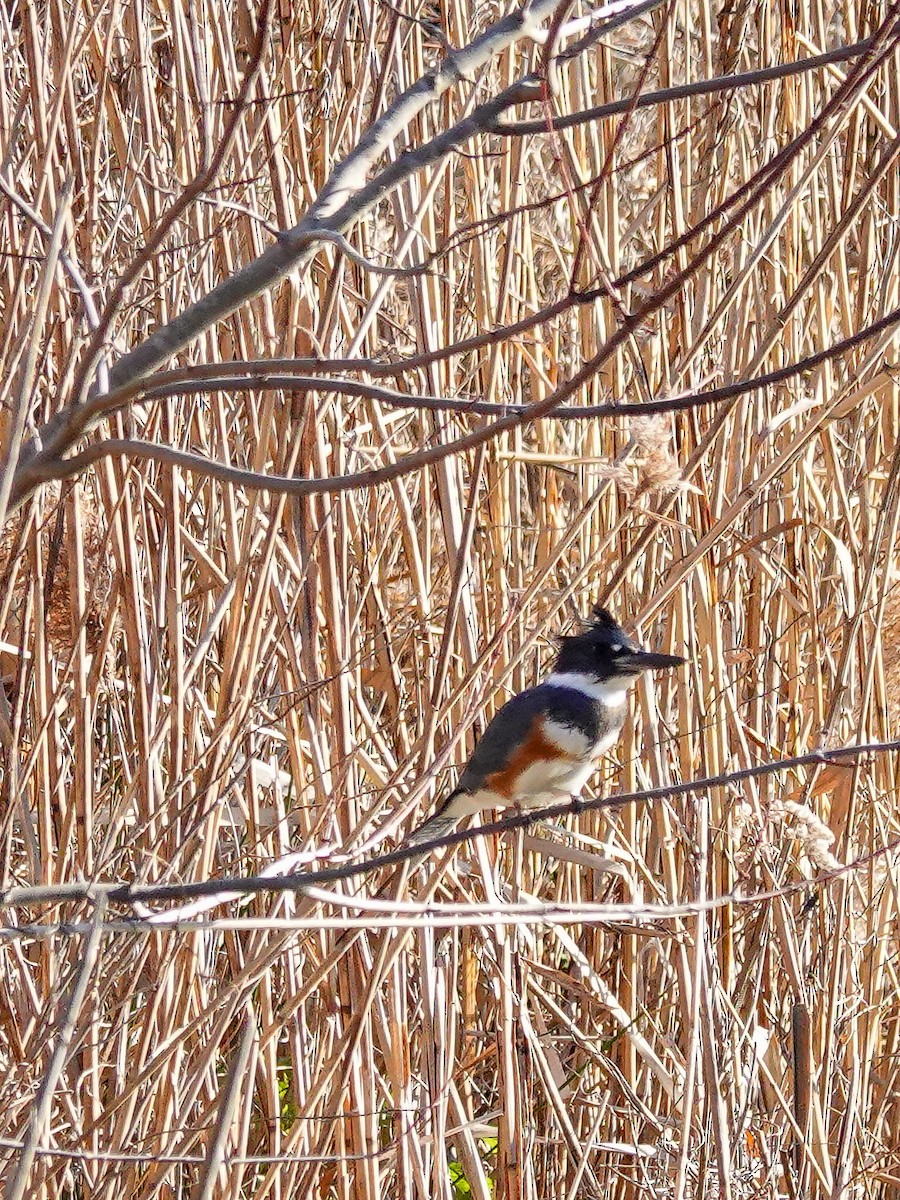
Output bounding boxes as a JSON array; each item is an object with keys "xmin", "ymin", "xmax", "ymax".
[{"xmin": 407, "ymin": 607, "xmax": 684, "ymax": 852}]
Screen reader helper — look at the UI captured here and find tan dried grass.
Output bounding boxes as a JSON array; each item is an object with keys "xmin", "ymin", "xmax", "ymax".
[{"xmin": 2, "ymin": 1, "xmax": 900, "ymax": 1198}]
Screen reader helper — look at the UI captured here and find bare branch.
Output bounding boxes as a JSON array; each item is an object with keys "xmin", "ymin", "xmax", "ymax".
[
  {"xmin": 55, "ymin": 300, "xmax": 900, "ymax": 433},
  {"xmin": 493, "ymin": 37, "xmax": 877, "ymax": 134},
  {"xmin": 0, "ymin": 741, "xmax": 897, "ymax": 912},
  {"xmin": 67, "ymin": 0, "xmax": 278, "ymax": 415},
  {"xmin": 0, "ymin": 180, "xmax": 71, "ymax": 532},
  {"xmin": 7, "ymin": 0, "xmax": 664, "ymax": 513}
]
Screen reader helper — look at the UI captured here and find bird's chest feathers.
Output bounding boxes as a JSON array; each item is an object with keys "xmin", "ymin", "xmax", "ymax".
[
  {"xmin": 542, "ymin": 673, "xmax": 629, "ymax": 759},
  {"xmin": 542, "ymin": 706, "xmax": 626, "ymax": 762},
  {"xmin": 509, "ymin": 705, "xmax": 627, "ymax": 801},
  {"xmin": 508, "ymin": 716, "xmax": 618, "ymax": 801}
]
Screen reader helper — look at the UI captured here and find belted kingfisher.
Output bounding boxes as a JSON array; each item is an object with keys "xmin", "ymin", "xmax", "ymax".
[{"xmin": 407, "ymin": 607, "xmax": 684, "ymax": 850}]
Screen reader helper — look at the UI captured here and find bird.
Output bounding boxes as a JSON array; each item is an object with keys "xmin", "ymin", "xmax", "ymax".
[{"xmin": 406, "ymin": 606, "xmax": 684, "ymax": 852}]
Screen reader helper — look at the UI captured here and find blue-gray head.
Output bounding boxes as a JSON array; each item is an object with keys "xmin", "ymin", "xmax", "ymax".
[{"xmin": 554, "ymin": 607, "xmax": 684, "ymax": 681}]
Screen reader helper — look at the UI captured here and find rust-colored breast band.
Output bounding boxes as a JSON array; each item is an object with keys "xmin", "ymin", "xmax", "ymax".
[{"xmin": 483, "ymin": 719, "xmax": 569, "ymax": 800}]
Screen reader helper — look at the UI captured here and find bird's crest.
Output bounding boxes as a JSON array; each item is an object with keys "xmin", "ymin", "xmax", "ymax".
[
  {"xmin": 554, "ymin": 604, "xmax": 629, "ymax": 650},
  {"xmin": 590, "ymin": 604, "xmax": 619, "ymax": 629}
]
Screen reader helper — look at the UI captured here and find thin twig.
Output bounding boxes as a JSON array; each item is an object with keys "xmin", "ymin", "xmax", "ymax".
[{"xmin": 0, "ymin": 740, "xmax": 895, "ymax": 911}]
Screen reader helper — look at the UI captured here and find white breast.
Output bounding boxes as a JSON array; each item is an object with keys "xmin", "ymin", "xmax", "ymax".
[{"xmin": 541, "ymin": 716, "xmax": 594, "ymax": 758}]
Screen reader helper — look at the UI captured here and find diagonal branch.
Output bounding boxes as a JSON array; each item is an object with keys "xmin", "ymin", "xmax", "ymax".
[
  {"xmin": 0, "ymin": 741, "xmax": 897, "ymax": 913},
  {"xmin": 7, "ymin": 0, "xmax": 663, "ymax": 514}
]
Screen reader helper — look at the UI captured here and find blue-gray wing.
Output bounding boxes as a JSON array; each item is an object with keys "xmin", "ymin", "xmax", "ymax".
[{"xmin": 457, "ymin": 683, "xmax": 601, "ymax": 793}]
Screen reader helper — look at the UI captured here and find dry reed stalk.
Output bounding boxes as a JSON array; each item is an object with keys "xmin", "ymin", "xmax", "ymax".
[{"xmin": 2, "ymin": 0, "xmax": 900, "ymax": 1198}]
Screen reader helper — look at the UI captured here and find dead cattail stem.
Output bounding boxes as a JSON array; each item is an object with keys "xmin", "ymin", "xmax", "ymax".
[{"xmin": 3, "ymin": 1, "xmax": 900, "ymax": 1197}]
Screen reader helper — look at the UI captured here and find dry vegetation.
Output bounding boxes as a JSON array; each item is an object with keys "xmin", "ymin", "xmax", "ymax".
[{"xmin": 2, "ymin": 0, "xmax": 900, "ymax": 1196}]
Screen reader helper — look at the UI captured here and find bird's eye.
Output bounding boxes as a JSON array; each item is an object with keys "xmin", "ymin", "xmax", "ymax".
[{"xmin": 610, "ymin": 644, "xmax": 623, "ymax": 653}]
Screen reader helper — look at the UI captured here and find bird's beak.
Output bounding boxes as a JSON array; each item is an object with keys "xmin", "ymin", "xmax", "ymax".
[{"xmin": 625, "ymin": 649, "xmax": 686, "ymax": 671}]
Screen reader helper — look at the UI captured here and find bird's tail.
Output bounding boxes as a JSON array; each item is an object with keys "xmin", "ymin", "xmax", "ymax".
[{"xmin": 406, "ymin": 788, "xmax": 473, "ymax": 850}]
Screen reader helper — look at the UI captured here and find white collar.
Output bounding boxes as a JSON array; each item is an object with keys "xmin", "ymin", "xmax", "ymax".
[{"xmin": 544, "ymin": 671, "xmax": 634, "ymax": 707}]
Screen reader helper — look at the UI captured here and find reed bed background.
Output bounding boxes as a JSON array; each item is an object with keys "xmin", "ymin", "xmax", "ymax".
[{"xmin": 2, "ymin": 0, "xmax": 900, "ymax": 1196}]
